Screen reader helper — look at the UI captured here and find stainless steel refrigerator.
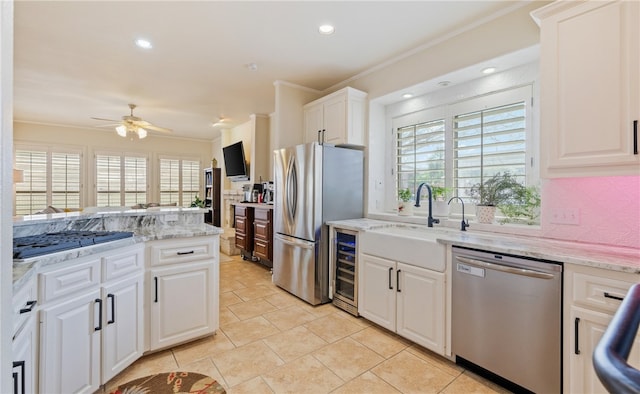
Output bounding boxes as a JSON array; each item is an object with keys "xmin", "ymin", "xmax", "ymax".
[{"xmin": 273, "ymin": 142, "xmax": 364, "ymax": 305}]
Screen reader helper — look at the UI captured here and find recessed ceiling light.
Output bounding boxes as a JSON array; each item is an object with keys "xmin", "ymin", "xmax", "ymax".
[
  {"xmin": 135, "ymin": 38, "xmax": 152, "ymax": 49},
  {"xmin": 438, "ymin": 81, "xmax": 451, "ymax": 87},
  {"xmin": 246, "ymin": 62, "xmax": 258, "ymax": 72},
  {"xmin": 318, "ymin": 24, "xmax": 335, "ymax": 35},
  {"xmin": 482, "ymin": 67, "xmax": 497, "ymax": 74},
  {"xmin": 402, "ymin": 93, "xmax": 413, "ymax": 99}
]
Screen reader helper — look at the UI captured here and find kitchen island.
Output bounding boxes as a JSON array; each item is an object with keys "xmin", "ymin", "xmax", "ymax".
[{"xmin": 11, "ymin": 207, "xmax": 222, "ymax": 394}]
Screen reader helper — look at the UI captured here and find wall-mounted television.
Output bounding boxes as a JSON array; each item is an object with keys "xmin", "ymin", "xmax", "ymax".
[{"xmin": 222, "ymin": 141, "xmax": 249, "ymax": 181}]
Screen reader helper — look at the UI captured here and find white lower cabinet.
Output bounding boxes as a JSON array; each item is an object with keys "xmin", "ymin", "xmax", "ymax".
[
  {"xmin": 149, "ymin": 261, "xmax": 214, "ymax": 350},
  {"xmin": 101, "ymin": 273, "xmax": 144, "ymax": 383},
  {"xmin": 565, "ymin": 263, "xmax": 640, "ymax": 393},
  {"xmin": 39, "ymin": 244, "xmax": 144, "ymax": 393},
  {"xmin": 146, "ymin": 236, "xmax": 219, "ymax": 352},
  {"xmin": 12, "ymin": 276, "xmax": 38, "ymax": 394},
  {"xmin": 359, "ymin": 253, "xmax": 445, "ymax": 354},
  {"xmin": 40, "ymin": 288, "xmax": 102, "ymax": 394}
]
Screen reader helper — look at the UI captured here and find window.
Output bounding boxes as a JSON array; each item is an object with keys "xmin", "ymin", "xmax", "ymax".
[
  {"xmin": 14, "ymin": 147, "xmax": 82, "ymax": 215},
  {"xmin": 392, "ymin": 85, "xmax": 533, "ymax": 206},
  {"xmin": 453, "ymin": 101, "xmax": 527, "ymax": 201},
  {"xmin": 96, "ymin": 153, "xmax": 148, "ymax": 207},
  {"xmin": 159, "ymin": 157, "xmax": 201, "ymax": 207}
]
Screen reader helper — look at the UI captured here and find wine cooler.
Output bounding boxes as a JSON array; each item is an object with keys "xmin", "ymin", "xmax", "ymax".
[{"xmin": 331, "ymin": 228, "xmax": 358, "ymax": 316}]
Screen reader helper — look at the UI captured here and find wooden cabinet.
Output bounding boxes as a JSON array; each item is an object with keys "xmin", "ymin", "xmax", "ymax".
[
  {"xmin": 253, "ymin": 207, "xmax": 273, "ymax": 267},
  {"xmin": 358, "ymin": 253, "xmax": 445, "ymax": 355},
  {"xmin": 204, "ymin": 167, "xmax": 221, "ymax": 226},
  {"xmin": 303, "ymin": 87, "xmax": 367, "ymax": 146},
  {"xmin": 39, "ymin": 244, "xmax": 144, "ymax": 393},
  {"xmin": 532, "ymin": 0, "xmax": 640, "ymax": 177},
  {"xmin": 147, "ymin": 236, "xmax": 219, "ymax": 351},
  {"xmin": 12, "ymin": 277, "xmax": 38, "ymax": 394},
  {"xmin": 564, "ymin": 264, "xmax": 640, "ymax": 393},
  {"xmin": 234, "ymin": 205, "xmax": 254, "ymax": 254}
]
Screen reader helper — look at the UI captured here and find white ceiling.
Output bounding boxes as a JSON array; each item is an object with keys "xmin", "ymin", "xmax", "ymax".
[{"xmin": 13, "ymin": 1, "xmax": 526, "ymax": 140}]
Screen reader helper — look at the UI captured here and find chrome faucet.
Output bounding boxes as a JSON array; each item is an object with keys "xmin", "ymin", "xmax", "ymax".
[
  {"xmin": 414, "ymin": 183, "xmax": 439, "ymax": 227},
  {"xmin": 448, "ymin": 196, "xmax": 469, "ymax": 231}
]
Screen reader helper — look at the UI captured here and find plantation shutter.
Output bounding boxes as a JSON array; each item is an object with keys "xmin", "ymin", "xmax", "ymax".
[
  {"xmin": 124, "ymin": 156, "xmax": 147, "ymax": 206},
  {"xmin": 15, "ymin": 150, "xmax": 47, "ymax": 215},
  {"xmin": 396, "ymin": 119, "xmax": 445, "ymax": 196},
  {"xmin": 96, "ymin": 154, "xmax": 122, "ymax": 207},
  {"xmin": 453, "ymin": 101, "xmax": 526, "ymax": 201},
  {"xmin": 159, "ymin": 158, "xmax": 180, "ymax": 205},
  {"xmin": 181, "ymin": 160, "xmax": 200, "ymax": 207},
  {"xmin": 51, "ymin": 152, "xmax": 81, "ymax": 209}
]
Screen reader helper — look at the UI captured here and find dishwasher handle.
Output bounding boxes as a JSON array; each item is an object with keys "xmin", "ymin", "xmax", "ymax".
[{"xmin": 455, "ymin": 256, "xmax": 556, "ymax": 280}]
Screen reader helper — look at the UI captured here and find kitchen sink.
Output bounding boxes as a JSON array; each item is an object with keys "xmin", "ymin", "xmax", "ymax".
[{"xmin": 360, "ymin": 224, "xmax": 446, "ymax": 272}]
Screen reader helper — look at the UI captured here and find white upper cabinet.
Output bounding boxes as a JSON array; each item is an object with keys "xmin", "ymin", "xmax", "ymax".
[
  {"xmin": 304, "ymin": 87, "xmax": 367, "ymax": 146},
  {"xmin": 532, "ymin": 0, "xmax": 640, "ymax": 177}
]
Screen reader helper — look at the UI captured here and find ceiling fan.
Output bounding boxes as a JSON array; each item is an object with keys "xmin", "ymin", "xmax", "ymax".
[{"xmin": 91, "ymin": 103, "xmax": 172, "ymax": 139}]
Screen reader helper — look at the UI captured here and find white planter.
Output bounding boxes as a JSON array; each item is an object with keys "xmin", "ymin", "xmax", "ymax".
[
  {"xmin": 398, "ymin": 201, "xmax": 413, "ymax": 216},
  {"xmin": 432, "ymin": 201, "xmax": 449, "ymax": 218},
  {"xmin": 475, "ymin": 205, "xmax": 496, "ymax": 224}
]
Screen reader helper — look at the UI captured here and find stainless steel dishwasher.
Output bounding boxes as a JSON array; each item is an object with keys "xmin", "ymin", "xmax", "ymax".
[{"xmin": 452, "ymin": 246, "xmax": 562, "ymax": 394}]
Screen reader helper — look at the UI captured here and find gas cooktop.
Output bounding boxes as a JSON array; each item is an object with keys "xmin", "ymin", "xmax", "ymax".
[{"xmin": 13, "ymin": 230, "xmax": 134, "ymax": 260}]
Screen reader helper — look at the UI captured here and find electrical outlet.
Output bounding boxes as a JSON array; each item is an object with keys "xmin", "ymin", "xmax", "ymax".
[{"xmin": 550, "ymin": 208, "xmax": 580, "ymax": 225}]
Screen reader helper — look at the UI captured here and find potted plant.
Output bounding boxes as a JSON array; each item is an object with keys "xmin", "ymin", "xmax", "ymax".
[
  {"xmin": 499, "ymin": 185, "xmax": 541, "ymax": 225},
  {"xmin": 431, "ymin": 185, "xmax": 451, "ymax": 218},
  {"xmin": 469, "ymin": 172, "xmax": 523, "ymax": 223},
  {"xmin": 397, "ymin": 188, "xmax": 413, "ymax": 216}
]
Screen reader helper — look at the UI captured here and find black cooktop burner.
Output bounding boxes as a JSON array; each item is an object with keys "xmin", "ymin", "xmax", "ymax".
[{"xmin": 13, "ymin": 230, "xmax": 134, "ymax": 259}]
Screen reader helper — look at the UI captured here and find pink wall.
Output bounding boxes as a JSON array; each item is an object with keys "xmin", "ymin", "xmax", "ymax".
[{"xmin": 541, "ymin": 176, "xmax": 640, "ymax": 249}]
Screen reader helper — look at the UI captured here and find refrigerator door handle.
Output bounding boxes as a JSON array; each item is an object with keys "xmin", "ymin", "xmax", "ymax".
[
  {"xmin": 286, "ymin": 156, "xmax": 298, "ymax": 222},
  {"xmin": 276, "ymin": 234, "xmax": 314, "ymax": 250}
]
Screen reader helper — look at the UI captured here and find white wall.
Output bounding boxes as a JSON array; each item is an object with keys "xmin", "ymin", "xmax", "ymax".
[
  {"xmin": 0, "ymin": 1, "xmax": 13, "ymax": 391},
  {"xmin": 273, "ymin": 80, "xmax": 321, "ymax": 150}
]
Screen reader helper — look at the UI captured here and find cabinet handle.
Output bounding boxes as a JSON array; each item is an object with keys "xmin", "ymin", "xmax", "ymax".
[
  {"xmin": 107, "ymin": 293, "xmax": 115, "ymax": 324},
  {"xmin": 633, "ymin": 120, "xmax": 638, "ymax": 155},
  {"xmin": 19, "ymin": 300, "xmax": 37, "ymax": 314},
  {"xmin": 95, "ymin": 298, "xmax": 103, "ymax": 331},
  {"xmin": 396, "ymin": 270, "xmax": 402, "ymax": 293},
  {"xmin": 317, "ymin": 130, "xmax": 322, "ymax": 144},
  {"xmin": 388, "ymin": 267, "xmax": 393, "ymax": 290},
  {"xmin": 177, "ymin": 250, "xmax": 194, "ymax": 255},
  {"xmin": 604, "ymin": 292, "xmax": 624, "ymax": 301},
  {"xmin": 154, "ymin": 277, "xmax": 158, "ymax": 303},
  {"xmin": 574, "ymin": 317, "xmax": 580, "ymax": 355},
  {"xmin": 12, "ymin": 361, "xmax": 25, "ymax": 394}
]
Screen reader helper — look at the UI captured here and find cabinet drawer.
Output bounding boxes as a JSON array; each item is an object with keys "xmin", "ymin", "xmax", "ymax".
[
  {"xmin": 149, "ymin": 237, "xmax": 215, "ymax": 266},
  {"xmin": 13, "ymin": 276, "xmax": 37, "ymax": 336},
  {"xmin": 236, "ymin": 217, "xmax": 247, "ymax": 232},
  {"xmin": 571, "ymin": 271, "xmax": 636, "ymax": 313},
  {"xmin": 254, "ymin": 239, "xmax": 270, "ymax": 260},
  {"xmin": 254, "ymin": 220, "xmax": 270, "ymax": 239},
  {"xmin": 39, "ymin": 258, "xmax": 101, "ymax": 304},
  {"xmin": 235, "ymin": 206, "xmax": 248, "ymax": 217},
  {"xmin": 254, "ymin": 208, "xmax": 271, "ymax": 221},
  {"xmin": 103, "ymin": 244, "xmax": 144, "ymax": 282}
]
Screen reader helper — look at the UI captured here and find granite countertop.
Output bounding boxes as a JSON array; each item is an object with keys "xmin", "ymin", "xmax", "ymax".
[
  {"xmin": 327, "ymin": 218, "xmax": 640, "ymax": 274},
  {"xmin": 13, "ymin": 208, "xmax": 223, "ymax": 293}
]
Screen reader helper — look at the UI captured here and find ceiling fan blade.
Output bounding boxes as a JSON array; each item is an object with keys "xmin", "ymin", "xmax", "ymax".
[
  {"xmin": 94, "ymin": 123, "xmax": 122, "ymax": 128},
  {"xmin": 143, "ymin": 124, "xmax": 172, "ymax": 133},
  {"xmin": 91, "ymin": 117, "xmax": 120, "ymax": 122}
]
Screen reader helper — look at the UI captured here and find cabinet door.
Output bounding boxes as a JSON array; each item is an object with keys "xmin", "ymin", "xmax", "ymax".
[
  {"xmin": 538, "ymin": 0, "xmax": 640, "ymax": 176},
  {"xmin": 304, "ymin": 104, "xmax": 324, "ymax": 144},
  {"xmin": 40, "ymin": 289, "xmax": 101, "ymax": 394},
  {"xmin": 12, "ymin": 314, "xmax": 37, "ymax": 394},
  {"xmin": 102, "ymin": 274, "xmax": 144, "ymax": 383},
  {"xmin": 323, "ymin": 94, "xmax": 347, "ymax": 145},
  {"xmin": 358, "ymin": 254, "xmax": 396, "ymax": 331},
  {"xmin": 569, "ymin": 306, "xmax": 640, "ymax": 394},
  {"xmin": 149, "ymin": 261, "xmax": 213, "ymax": 351},
  {"xmin": 396, "ymin": 263, "xmax": 445, "ymax": 355}
]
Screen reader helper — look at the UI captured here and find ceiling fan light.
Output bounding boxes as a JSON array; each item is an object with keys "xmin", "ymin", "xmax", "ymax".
[
  {"xmin": 116, "ymin": 125, "xmax": 127, "ymax": 137},
  {"xmin": 137, "ymin": 127, "xmax": 147, "ymax": 139}
]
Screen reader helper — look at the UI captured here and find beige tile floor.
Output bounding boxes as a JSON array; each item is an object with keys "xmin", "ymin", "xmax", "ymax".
[{"xmin": 103, "ymin": 253, "xmax": 511, "ymax": 394}]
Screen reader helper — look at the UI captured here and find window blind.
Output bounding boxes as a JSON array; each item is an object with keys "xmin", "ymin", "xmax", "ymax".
[
  {"xmin": 181, "ymin": 160, "xmax": 200, "ymax": 207},
  {"xmin": 96, "ymin": 153, "xmax": 147, "ymax": 207},
  {"xmin": 159, "ymin": 158, "xmax": 200, "ymax": 207}
]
